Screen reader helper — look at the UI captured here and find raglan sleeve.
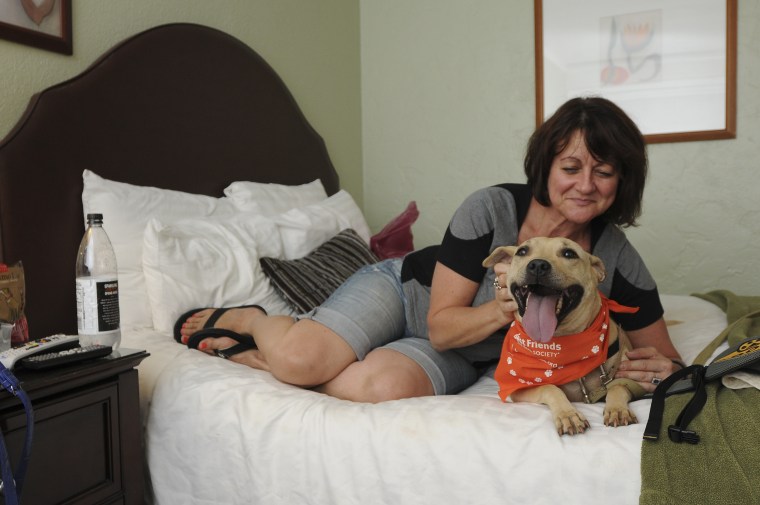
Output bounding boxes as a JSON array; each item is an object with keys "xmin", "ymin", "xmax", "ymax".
[{"xmin": 436, "ymin": 187, "xmax": 519, "ymax": 283}]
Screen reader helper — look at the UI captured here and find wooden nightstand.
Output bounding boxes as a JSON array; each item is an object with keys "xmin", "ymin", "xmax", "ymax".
[{"xmin": 0, "ymin": 348, "xmax": 149, "ymax": 505}]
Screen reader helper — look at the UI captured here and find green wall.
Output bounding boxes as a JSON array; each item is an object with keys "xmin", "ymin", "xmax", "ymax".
[{"xmin": 0, "ymin": 0, "xmax": 363, "ymax": 204}]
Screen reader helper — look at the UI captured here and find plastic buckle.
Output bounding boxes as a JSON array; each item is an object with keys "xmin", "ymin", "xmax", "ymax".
[{"xmin": 668, "ymin": 425, "xmax": 700, "ymax": 444}]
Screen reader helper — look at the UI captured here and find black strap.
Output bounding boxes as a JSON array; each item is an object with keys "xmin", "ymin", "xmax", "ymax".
[
  {"xmin": 667, "ymin": 369, "xmax": 707, "ymax": 444},
  {"xmin": 643, "ymin": 364, "xmax": 704, "ymax": 443}
]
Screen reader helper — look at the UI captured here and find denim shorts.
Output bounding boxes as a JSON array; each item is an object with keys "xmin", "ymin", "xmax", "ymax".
[{"xmin": 298, "ymin": 258, "xmax": 478, "ymax": 395}]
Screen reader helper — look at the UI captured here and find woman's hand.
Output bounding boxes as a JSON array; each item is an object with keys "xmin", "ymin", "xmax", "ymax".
[
  {"xmin": 616, "ymin": 346, "xmax": 683, "ymax": 393},
  {"xmin": 614, "ymin": 318, "xmax": 683, "ymax": 393},
  {"xmin": 492, "ymin": 262, "xmax": 518, "ymax": 323}
]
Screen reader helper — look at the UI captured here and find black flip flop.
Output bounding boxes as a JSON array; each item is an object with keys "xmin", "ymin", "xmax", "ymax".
[
  {"xmin": 186, "ymin": 327, "xmax": 257, "ymax": 359},
  {"xmin": 173, "ymin": 304, "xmax": 267, "ymax": 343}
]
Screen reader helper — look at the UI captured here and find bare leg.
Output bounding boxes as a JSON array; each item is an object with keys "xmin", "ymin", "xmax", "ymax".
[
  {"xmin": 316, "ymin": 348, "xmax": 434, "ymax": 402},
  {"xmin": 179, "ymin": 307, "xmax": 359, "ymax": 387},
  {"xmin": 178, "ymin": 308, "xmax": 434, "ymax": 402}
]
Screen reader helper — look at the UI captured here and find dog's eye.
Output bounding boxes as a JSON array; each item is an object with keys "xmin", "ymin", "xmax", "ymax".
[
  {"xmin": 516, "ymin": 246, "xmax": 529, "ymax": 256},
  {"xmin": 561, "ymin": 248, "xmax": 579, "ymax": 259}
]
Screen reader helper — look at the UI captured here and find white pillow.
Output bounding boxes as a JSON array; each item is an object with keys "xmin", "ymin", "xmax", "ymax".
[
  {"xmin": 81, "ymin": 170, "xmax": 238, "ymax": 329},
  {"xmin": 224, "ymin": 179, "xmax": 328, "ymax": 215},
  {"xmin": 142, "ymin": 190, "xmax": 371, "ymax": 333},
  {"xmin": 270, "ymin": 190, "xmax": 371, "ymax": 259},
  {"xmin": 142, "ymin": 214, "xmax": 296, "ymax": 333}
]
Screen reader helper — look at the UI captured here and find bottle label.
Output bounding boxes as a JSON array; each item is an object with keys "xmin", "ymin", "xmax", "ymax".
[{"xmin": 76, "ymin": 277, "xmax": 120, "ymax": 333}]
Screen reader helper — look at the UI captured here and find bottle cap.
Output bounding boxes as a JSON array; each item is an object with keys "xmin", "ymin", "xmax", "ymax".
[{"xmin": 86, "ymin": 213, "xmax": 103, "ymax": 223}]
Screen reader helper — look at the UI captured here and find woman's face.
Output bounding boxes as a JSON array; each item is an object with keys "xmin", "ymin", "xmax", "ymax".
[{"xmin": 547, "ymin": 130, "xmax": 619, "ymax": 225}]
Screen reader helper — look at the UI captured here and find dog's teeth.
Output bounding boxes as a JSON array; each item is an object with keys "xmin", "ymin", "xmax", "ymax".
[{"xmin": 555, "ymin": 296, "xmax": 563, "ymax": 315}]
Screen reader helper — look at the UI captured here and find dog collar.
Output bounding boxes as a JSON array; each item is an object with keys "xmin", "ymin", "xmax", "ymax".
[{"xmin": 495, "ymin": 294, "xmax": 638, "ymax": 401}]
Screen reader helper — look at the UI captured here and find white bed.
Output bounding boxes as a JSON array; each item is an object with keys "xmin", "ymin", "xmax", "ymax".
[
  {"xmin": 0, "ymin": 23, "xmax": 735, "ymax": 505},
  {"xmin": 116, "ymin": 294, "xmax": 729, "ymax": 505}
]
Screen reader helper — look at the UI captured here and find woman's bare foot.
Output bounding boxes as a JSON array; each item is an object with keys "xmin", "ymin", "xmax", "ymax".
[
  {"xmin": 178, "ymin": 306, "xmax": 271, "ymax": 370},
  {"xmin": 212, "ymin": 343, "xmax": 270, "ymax": 370},
  {"xmin": 178, "ymin": 306, "xmax": 267, "ymax": 344},
  {"xmin": 192, "ymin": 336, "xmax": 271, "ymax": 371}
]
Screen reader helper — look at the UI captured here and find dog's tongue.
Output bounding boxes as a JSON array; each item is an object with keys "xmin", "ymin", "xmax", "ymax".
[{"xmin": 522, "ymin": 293, "xmax": 559, "ymax": 343}]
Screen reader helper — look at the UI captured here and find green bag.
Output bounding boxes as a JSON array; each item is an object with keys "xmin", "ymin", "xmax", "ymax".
[{"xmin": 643, "ymin": 335, "xmax": 760, "ymax": 444}]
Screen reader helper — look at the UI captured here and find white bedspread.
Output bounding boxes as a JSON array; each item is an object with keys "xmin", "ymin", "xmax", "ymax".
[{"xmin": 126, "ymin": 295, "xmax": 729, "ymax": 505}]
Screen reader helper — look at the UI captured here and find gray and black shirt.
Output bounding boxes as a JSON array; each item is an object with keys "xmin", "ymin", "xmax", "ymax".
[{"xmin": 400, "ymin": 183, "xmax": 664, "ymax": 364}]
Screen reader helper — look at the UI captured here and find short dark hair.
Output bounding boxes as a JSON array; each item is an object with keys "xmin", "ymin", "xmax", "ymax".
[{"xmin": 524, "ymin": 97, "xmax": 647, "ymax": 227}]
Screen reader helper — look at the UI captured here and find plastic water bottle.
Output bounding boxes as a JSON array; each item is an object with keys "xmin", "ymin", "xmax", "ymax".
[{"xmin": 75, "ymin": 213, "xmax": 121, "ymax": 349}]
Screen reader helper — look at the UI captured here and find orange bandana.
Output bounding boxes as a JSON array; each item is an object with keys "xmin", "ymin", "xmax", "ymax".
[{"xmin": 495, "ymin": 295, "xmax": 638, "ymax": 401}]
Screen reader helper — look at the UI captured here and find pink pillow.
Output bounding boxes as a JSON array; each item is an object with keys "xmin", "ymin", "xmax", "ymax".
[{"xmin": 370, "ymin": 201, "xmax": 419, "ymax": 259}]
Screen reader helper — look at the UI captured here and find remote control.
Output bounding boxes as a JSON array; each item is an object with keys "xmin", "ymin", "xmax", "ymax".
[
  {"xmin": 0, "ymin": 334, "xmax": 80, "ymax": 369},
  {"xmin": 20, "ymin": 344, "xmax": 113, "ymax": 370}
]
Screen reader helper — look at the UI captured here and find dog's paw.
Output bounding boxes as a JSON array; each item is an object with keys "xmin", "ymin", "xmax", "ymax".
[
  {"xmin": 554, "ymin": 409, "xmax": 590, "ymax": 436},
  {"xmin": 603, "ymin": 406, "xmax": 638, "ymax": 427}
]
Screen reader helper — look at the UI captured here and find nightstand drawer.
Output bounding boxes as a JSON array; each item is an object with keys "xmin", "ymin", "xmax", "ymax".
[{"xmin": 1, "ymin": 380, "xmax": 121, "ymax": 504}]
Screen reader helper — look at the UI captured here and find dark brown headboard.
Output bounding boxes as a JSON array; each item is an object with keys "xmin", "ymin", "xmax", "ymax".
[{"xmin": 0, "ymin": 23, "xmax": 339, "ymax": 338}]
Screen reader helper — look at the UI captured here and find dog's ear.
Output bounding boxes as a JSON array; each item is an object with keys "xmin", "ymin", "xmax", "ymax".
[
  {"xmin": 589, "ymin": 254, "xmax": 606, "ymax": 283},
  {"xmin": 482, "ymin": 246, "xmax": 517, "ymax": 268}
]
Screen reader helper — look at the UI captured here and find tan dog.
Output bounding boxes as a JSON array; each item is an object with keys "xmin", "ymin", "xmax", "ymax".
[{"xmin": 483, "ymin": 237, "xmax": 644, "ymax": 435}]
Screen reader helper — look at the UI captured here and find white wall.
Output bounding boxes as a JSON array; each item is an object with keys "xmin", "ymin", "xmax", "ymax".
[
  {"xmin": 0, "ymin": 0, "xmax": 362, "ymax": 203},
  {"xmin": 361, "ymin": 0, "xmax": 760, "ymax": 296}
]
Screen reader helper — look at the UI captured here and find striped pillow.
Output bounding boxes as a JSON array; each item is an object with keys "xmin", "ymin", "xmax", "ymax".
[{"xmin": 259, "ymin": 229, "xmax": 379, "ymax": 313}]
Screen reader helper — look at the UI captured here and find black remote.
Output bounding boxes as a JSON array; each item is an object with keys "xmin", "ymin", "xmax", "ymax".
[{"xmin": 20, "ymin": 344, "xmax": 113, "ymax": 370}]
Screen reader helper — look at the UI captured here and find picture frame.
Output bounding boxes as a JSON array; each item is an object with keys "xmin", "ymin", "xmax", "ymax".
[
  {"xmin": 0, "ymin": 0, "xmax": 72, "ymax": 55},
  {"xmin": 534, "ymin": 0, "xmax": 737, "ymax": 144}
]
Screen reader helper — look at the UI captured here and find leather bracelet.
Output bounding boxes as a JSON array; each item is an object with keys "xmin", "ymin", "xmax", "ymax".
[{"xmin": 671, "ymin": 359, "xmax": 687, "ymax": 370}]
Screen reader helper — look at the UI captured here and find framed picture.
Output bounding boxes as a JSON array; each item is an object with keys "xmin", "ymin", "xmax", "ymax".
[
  {"xmin": 0, "ymin": 0, "xmax": 72, "ymax": 55},
  {"xmin": 534, "ymin": 0, "xmax": 736, "ymax": 143}
]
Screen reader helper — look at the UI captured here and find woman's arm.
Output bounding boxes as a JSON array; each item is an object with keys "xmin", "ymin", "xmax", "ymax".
[{"xmin": 427, "ymin": 261, "xmax": 516, "ymax": 351}]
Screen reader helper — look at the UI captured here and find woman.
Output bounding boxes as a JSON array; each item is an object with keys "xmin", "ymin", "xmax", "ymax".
[{"xmin": 176, "ymin": 97, "xmax": 683, "ymax": 402}]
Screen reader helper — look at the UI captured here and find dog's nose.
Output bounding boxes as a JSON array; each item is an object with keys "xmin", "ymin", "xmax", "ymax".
[{"xmin": 527, "ymin": 259, "xmax": 551, "ymax": 277}]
